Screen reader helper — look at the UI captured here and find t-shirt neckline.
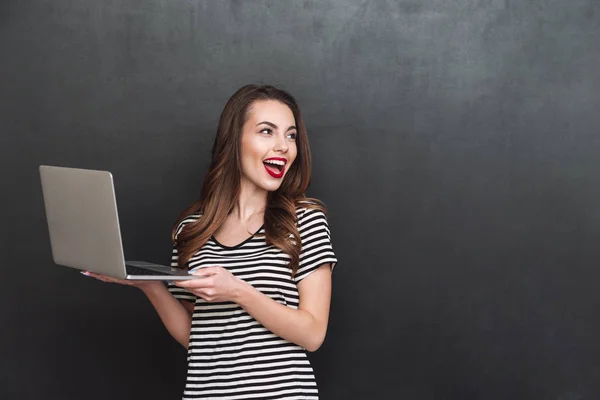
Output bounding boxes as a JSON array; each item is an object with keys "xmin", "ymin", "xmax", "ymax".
[{"xmin": 211, "ymin": 225, "xmax": 265, "ymax": 249}]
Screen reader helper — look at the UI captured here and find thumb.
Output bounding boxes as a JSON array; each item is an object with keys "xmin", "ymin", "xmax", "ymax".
[{"xmin": 190, "ymin": 266, "xmax": 219, "ymax": 276}]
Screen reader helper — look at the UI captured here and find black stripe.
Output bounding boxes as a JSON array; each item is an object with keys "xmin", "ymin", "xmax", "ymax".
[
  {"xmin": 184, "ymin": 370, "xmax": 315, "ymax": 384},
  {"xmin": 183, "ymin": 384, "xmax": 317, "ymax": 398},
  {"xmin": 188, "ymin": 342, "xmax": 303, "ymax": 357},
  {"xmin": 186, "ymin": 357, "xmax": 311, "ymax": 375}
]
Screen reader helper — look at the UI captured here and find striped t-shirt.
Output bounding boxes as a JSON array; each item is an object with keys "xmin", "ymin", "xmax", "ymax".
[{"xmin": 167, "ymin": 206, "xmax": 338, "ymax": 400}]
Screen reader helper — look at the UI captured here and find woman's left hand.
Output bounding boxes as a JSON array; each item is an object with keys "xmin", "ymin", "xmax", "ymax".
[{"xmin": 174, "ymin": 266, "xmax": 245, "ymax": 303}]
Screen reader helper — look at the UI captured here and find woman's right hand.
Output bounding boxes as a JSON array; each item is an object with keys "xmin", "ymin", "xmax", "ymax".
[{"xmin": 82, "ymin": 271, "xmax": 162, "ymax": 291}]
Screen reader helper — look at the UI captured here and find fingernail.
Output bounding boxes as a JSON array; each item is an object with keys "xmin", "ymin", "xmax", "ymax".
[{"xmin": 80, "ymin": 271, "xmax": 90, "ymax": 276}]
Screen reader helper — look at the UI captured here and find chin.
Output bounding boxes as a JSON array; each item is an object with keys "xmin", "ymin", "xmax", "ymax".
[{"xmin": 262, "ymin": 182, "xmax": 283, "ymax": 192}]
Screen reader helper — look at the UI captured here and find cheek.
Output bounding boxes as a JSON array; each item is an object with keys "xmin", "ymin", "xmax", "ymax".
[
  {"xmin": 239, "ymin": 149, "xmax": 256, "ymax": 178},
  {"xmin": 241, "ymin": 153, "xmax": 259, "ymax": 177},
  {"xmin": 240, "ymin": 139, "xmax": 261, "ymax": 166},
  {"xmin": 289, "ymin": 145, "xmax": 298, "ymax": 165}
]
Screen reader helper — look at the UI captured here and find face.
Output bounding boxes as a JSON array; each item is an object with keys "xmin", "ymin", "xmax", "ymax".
[{"xmin": 240, "ymin": 100, "xmax": 298, "ymax": 193}]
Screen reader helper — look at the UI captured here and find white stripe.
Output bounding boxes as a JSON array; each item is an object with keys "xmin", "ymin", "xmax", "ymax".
[
  {"xmin": 184, "ymin": 396, "xmax": 316, "ymax": 400},
  {"xmin": 188, "ymin": 338, "xmax": 292, "ymax": 355},
  {"xmin": 188, "ymin": 327, "xmax": 272, "ymax": 342},
  {"xmin": 186, "ymin": 374, "xmax": 317, "ymax": 388},
  {"xmin": 188, "ymin": 351, "xmax": 308, "ymax": 367},
  {"xmin": 184, "ymin": 381, "xmax": 318, "ymax": 396},
  {"xmin": 186, "ymin": 367, "xmax": 314, "ymax": 382},
  {"xmin": 300, "ymin": 240, "xmax": 332, "ymax": 259},
  {"xmin": 193, "ymin": 253, "xmax": 286, "ymax": 263},
  {"xmin": 300, "ymin": 249, "xmax": 336, "ymax": 265},
  {"xmin": 192, "ymin": 312, "xmax": 253, "ymax": 325},
  {"xmin": 187, "ymin": 359, "xmax": 311, "ymax": 374},
  {"xmin": 188, "ymin": 343, "xmax": 300, "ymax": 361},
  {"xmin": 195, "ymin": 245, "xmax": 280, "ymax": 256},
  {"xmin": 191, "ymin": 318, "xmax": 261, "ymax": 331},
  {"xmin": 188, "ymin": 337, "xmax": 297, "ymax": 354},
  {"xmin": 190, "ymin": 327, "xmax": 270, "ymax": 341}
]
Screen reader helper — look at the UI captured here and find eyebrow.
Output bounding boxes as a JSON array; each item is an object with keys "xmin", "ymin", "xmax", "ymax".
[{"xmin": 256, "ymin": 121, "xmax": 297, "ymax": 131}]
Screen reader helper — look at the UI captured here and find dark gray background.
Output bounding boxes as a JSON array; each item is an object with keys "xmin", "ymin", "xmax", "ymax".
[{"xmin": 2, "ymin": 0, "xmax": 600, "ymax": 399}]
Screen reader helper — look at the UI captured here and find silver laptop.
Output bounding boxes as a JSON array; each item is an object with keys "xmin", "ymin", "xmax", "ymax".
[{"xmin": 39, "ymin": 165, "xmax": 199, "ymax": 280}]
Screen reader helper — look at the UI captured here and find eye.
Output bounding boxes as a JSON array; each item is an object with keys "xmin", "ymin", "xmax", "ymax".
[
  {"xmin": 287, "ymin": 132, "xmax": 298, "ymax": 140},
  {"xmin": 259, "ymin": 128, "xmax": 273, "ymax": 135}
]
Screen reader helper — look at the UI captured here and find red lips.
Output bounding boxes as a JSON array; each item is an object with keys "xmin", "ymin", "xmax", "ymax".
[{"xmin": 263, "ymin": 157, "xmax": 287, "ymax": 179}]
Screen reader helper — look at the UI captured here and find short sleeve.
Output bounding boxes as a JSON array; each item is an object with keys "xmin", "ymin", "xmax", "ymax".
[
  {"xmin": 294, "ymin": 209, "xmax": 338, "ymax": 283},
  {"xmin": 166, "ymin": 215, "xmax": 199, "ymax": 302}
]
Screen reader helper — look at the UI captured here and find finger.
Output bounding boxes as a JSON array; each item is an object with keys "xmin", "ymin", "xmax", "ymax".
[
  {"xmin": 84, "ymin": 271, "xmax": 129, "ymax": 285},
  {"xmin": 95, "ymin": 275, "xmax": 115, "ymax": 283},
  {"xmin": 191, "ymin": 266, "xmax": 220, "ymax": 276},
  {"xmin": 195, "ymin": 290, "xmax": 215, "ymax": 303},
  {"xmin": 176, "ymin": 277, "xmax": 213, "ymax": 288},
  {"xmin": 200, "ymin": 295, "xmax": 214, "ymax": 303},
  {"xmin": 172, "ymin": 285, "xmax": 208, "ymax": 299},
  {"xmin": 84, "ymin": 271, "xmax": 104, "ymax": 280},
  {"xmin": 90, "ymin": 273, "xmax": 112, "ymax": 282},
  {"xmin": 174, "ymin": 279, "xmax": 198, "ymax": 287},
  {"xmin": 174, "ymin": 280, "xmax": 198, "ymax": 288}
]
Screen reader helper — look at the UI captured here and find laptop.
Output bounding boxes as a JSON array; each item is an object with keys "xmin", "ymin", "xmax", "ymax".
[{"xmin": 39, "ymin": 165, "xmax": 201, "ymax": 281}]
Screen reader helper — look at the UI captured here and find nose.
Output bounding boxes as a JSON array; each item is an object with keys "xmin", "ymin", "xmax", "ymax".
[{"xmin": 273, "ymin": 134, "xmax": 289, "ymax": 153}]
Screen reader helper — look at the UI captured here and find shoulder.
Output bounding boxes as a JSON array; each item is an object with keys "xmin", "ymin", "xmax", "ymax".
[
  {"xmin": 295, "ymin": 200, "xmax": 329, "ymax": 228},
  {"xmin": 174, "ymin": 212, "xmax": 202, "ymax": 239}
]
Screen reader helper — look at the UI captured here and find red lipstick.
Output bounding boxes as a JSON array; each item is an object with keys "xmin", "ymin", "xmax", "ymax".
[{"xmin": 263, "ymin": 157, "xmax": 287, "ymax": 179}]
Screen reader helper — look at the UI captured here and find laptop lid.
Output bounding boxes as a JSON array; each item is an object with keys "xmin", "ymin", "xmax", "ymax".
[{"xmin": 39, "ymin": 165, "xmax": 128, "ymax": 279}]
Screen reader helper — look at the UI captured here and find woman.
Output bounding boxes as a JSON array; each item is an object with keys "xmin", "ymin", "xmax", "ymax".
[{"xmin": 86, "ymin": 84, "xmax": 338, "ymax": 399}]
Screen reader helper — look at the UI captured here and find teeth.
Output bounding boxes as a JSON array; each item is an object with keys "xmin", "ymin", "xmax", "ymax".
[{"xmin": 264, "ymin": 159, "xmax": 285, "ymax": 166}]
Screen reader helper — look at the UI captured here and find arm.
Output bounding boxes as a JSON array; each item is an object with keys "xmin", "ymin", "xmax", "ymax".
[
  {"xmin": 140, "ymin": 283, "xmax": 194, "ymax": 349},
  {"xmin": 236, "ymin": 264, "xmax": 332, "ymax": 352},
  {"xmin": 84, "ymin": 273, "xmax": 193, "ymax": 349},
  {"xmin": 175, "ymin": 264, "xmax": 332, "ymax": 352}
]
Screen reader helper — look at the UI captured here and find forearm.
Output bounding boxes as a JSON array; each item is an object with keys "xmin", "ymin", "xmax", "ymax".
[
  {"xmin": 141, "ymin": 284, "xmax": 192, "ymax": 349},
  {"xmin": 234, "ymin": 282, "xmax": 326, "ymax": 352}
]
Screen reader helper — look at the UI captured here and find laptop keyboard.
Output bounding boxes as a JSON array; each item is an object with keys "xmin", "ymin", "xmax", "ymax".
[{"xmin": 126, "ymin": 265, "xmax": 173, "ymax": 276}]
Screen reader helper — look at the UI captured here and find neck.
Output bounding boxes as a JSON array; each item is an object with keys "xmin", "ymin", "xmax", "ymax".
[{"xmin": 232, "ymin": 179, "xmax": 268, "ymax": 221}]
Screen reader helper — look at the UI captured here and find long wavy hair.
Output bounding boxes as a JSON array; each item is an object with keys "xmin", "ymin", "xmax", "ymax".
[{"xmin": 171, "ymin": 84, "xmax": 324, "ymax": 275}]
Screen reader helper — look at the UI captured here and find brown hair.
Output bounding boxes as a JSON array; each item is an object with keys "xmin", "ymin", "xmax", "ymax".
[{"xmin": 171, "ymin": 84, "xmax": 324, "ymax": 275}]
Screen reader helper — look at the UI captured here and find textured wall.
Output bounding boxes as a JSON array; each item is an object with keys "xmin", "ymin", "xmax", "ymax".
[{"xmin": 1, "ymin": 1, "xmax": 600, "ymax": 398}]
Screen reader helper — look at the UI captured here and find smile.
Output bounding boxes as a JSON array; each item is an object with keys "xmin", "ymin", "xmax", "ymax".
[{"xmin": 263, "ymin": 157, "xmax": 287, "ymax": 179}]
